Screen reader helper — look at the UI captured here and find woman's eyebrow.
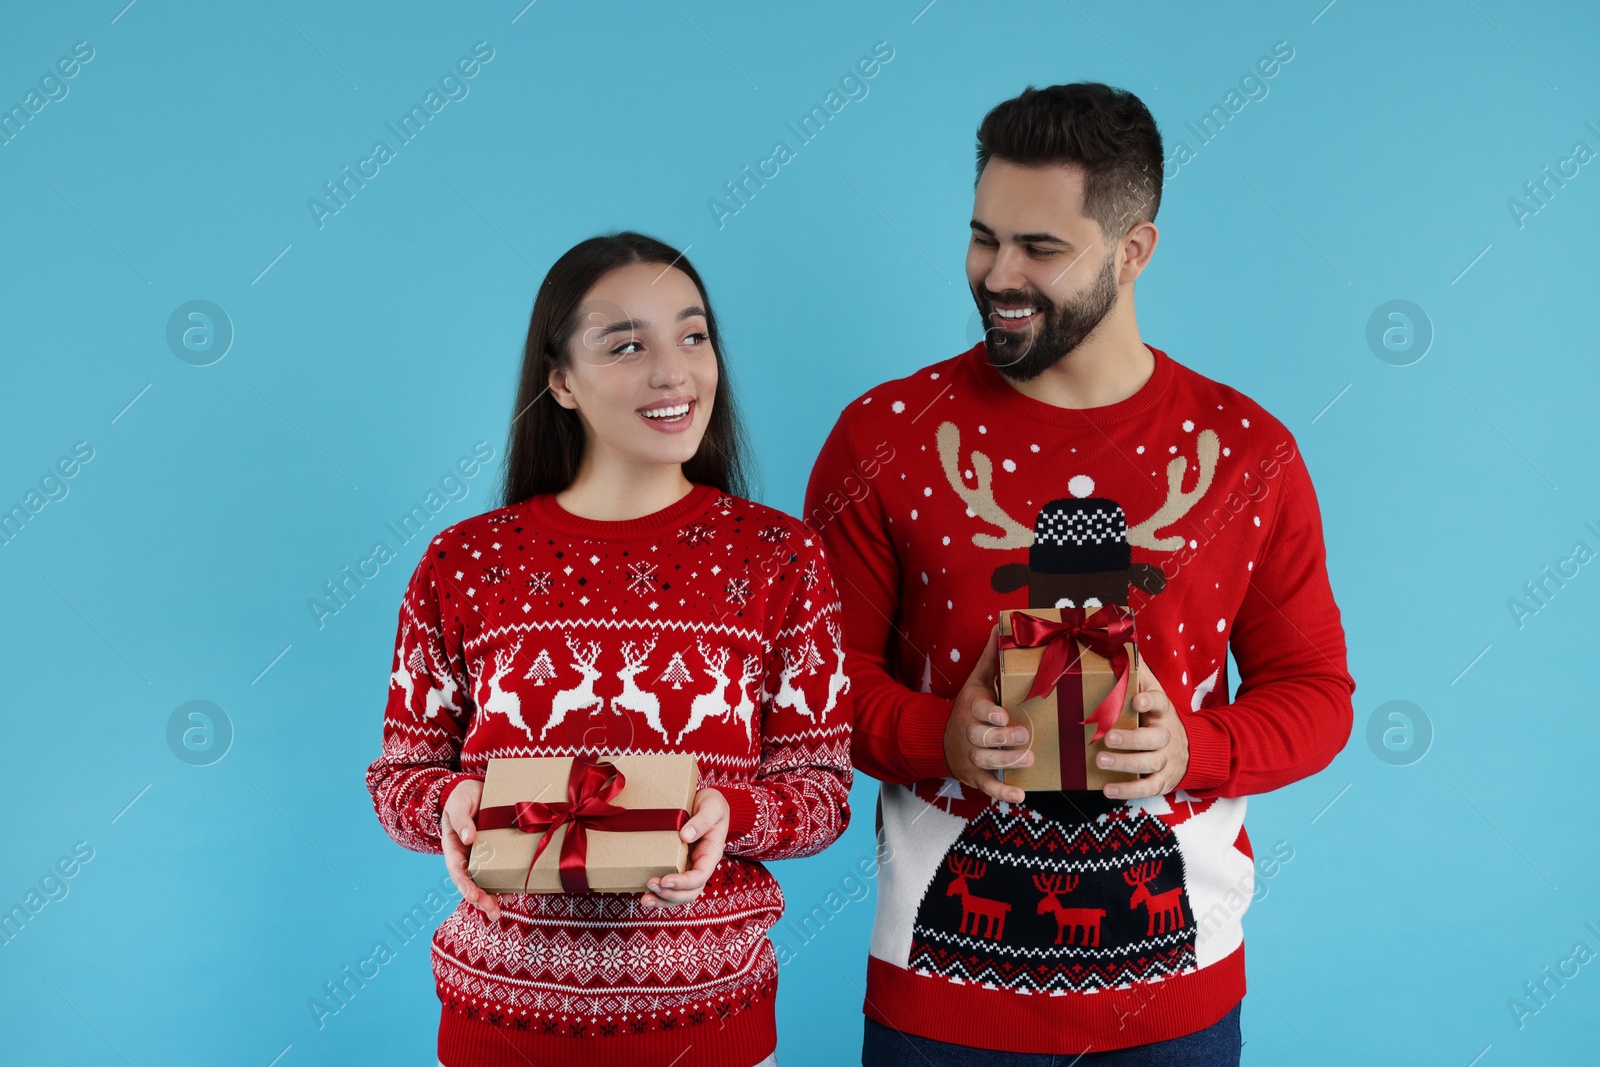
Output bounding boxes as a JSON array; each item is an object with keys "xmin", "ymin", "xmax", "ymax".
[
  {"xmin": 595, "ymin": 318, "xmax": 646, "ymax": 339},
  {"xmin": 595, "ymin": 306, "xmax": 706, "ymax": 338}
]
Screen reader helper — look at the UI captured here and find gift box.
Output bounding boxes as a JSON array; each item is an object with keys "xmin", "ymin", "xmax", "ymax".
[
  {"xmin": 466, "ymin": 753, "xmax": 698, "ymax": 894},
  {"xmin": 993, "ymin": 606, "xmax": 1141, "ymax": 793}
]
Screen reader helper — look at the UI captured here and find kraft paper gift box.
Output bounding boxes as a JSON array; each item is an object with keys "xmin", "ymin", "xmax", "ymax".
[
  {"xmin": 994, "ymin": 606, "xmax": 1141, "ymax": 793},
  {"xmin": 466, "ymin": 753, "xmax": 698, "ymax": 894}
]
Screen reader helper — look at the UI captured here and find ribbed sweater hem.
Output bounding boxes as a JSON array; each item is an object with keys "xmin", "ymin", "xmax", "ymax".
[
  {"xmin": 863, "ymin": 942, "xmax": 1244, "ymax": 1053},
  {"xmin": 437, "ymin": 997, "xmax": 776, "ymax": 1067}
]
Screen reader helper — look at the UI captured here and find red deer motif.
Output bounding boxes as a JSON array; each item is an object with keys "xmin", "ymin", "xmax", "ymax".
[
  {"xmin": 1032, "ymin": 873, "xmax": 1106, "ymax": 947},
  {"xmin": 1123, "ymin": 860, "xmax": 1186, "ymax": 937},
  {"xmin": 946, "ymin": 856, "xmax": 1011, "ymax": 941}
]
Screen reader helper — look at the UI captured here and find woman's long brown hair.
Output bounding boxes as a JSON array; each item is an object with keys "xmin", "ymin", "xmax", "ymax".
[{"xmin": 497, "ymin": 231, "xmax": 752, "ymax": 508}]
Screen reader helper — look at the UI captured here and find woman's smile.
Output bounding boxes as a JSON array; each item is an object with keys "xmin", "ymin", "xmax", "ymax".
[{"xmin": 638, "ymin": 395, "xmax": 696, "ymax": 432}]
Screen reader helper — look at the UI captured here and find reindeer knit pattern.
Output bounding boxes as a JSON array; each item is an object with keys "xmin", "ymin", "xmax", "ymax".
[
  {"xmin": 365, "ymin": 482, "xmax": 852, "ymax": 1067},
  {"xmin": 805, "ymin": 341, "xmax": 1355, "ymax": 1053}
]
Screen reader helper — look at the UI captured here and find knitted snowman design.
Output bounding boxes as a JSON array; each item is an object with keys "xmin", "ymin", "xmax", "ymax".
[{"xmin": 906, "ymin": 481, "xmax": 1203, "ymax": 993}]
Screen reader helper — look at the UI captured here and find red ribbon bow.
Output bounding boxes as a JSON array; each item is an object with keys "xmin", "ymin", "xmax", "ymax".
[
  {"xmin": 999, "ymin": 605, "xmax": 1136, "ymax": 747},
  {"xmin": 475, "ymin": 757, "xmax": 689, "ymax": 894}
]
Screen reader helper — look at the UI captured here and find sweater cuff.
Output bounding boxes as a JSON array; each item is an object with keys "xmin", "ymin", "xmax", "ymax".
[
  {"xmin": 897, "ymin": 693, "xmax": 956, "ymax": 782},
  {"xmin": 1176, "ymin": 712, "xmax": 1231, "ymax": 794},
  {"xmin": 719, "ymin": 784, "xmax": 759, "ymax": 843}
]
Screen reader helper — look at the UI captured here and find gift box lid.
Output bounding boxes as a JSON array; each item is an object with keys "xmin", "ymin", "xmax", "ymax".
[{"xmin": 467, "ymin": 753, "xmax": 698, "ymax": 893}]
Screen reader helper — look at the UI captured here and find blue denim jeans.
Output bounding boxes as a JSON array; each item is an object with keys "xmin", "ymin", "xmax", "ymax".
[{"xmin": 862, "ymin": 1000, "xmax": 1241, "ymax": 1066}]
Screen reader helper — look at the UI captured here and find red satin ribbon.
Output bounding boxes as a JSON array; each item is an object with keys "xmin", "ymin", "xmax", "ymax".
[
  {"xmin": 475, "ymin": 757, "xmax": 689, "ymax": 894},
  {"xmin": 999, "ymin": 606, "xmax": 1136, "ymax": 788}
]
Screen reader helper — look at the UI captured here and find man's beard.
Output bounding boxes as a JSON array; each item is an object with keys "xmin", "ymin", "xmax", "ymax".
[{"xmin": 977, "ymin": 250, "xmax": 1120, "ymax": 382}]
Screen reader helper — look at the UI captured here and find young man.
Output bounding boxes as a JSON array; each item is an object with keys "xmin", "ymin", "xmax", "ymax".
[{"xmin": 804, "ymin": 83, "xmax": 1355, "ymax": 1065}]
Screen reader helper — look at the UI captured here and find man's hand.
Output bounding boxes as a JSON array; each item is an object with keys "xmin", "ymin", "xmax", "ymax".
[
  {"xmin": 642, "ymin": 787, "xmax": 729, "ymax": 908},
  {"xmin": 442, "ymin": 778, "xmax": 502, "ymax": 922},
  {"xmin": 1097, "ymin": 655, "xmax": 1190, "ymax": 799},
  {"xmin": 944, "ymin": 624, "xmax": 1031, "ymax": 805}
]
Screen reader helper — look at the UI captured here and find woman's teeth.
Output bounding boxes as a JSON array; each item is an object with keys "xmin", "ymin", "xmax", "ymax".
[{"xmin": 642, "ymin": 402, "xmax": 690, "ymax": 419}]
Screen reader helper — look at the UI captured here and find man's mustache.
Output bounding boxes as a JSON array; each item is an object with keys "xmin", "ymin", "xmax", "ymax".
[{"xmin": 980, "ymin": 291, "xmax": 1053, "ymax": 313}]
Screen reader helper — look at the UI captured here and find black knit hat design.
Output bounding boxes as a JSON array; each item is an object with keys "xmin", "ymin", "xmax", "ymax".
[{"xmin": 1029, "ymin": 481, "xmax": 1131, "ymax": 574}]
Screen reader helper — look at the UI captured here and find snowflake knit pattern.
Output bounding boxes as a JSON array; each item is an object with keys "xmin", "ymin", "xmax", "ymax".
[
  {"xmin": 365, "ymin": 482, "xmax": 853, "ymax": 1067},
  {"xmin": 804, "ymin": 341, "xmax": 1354, "ymax": 1053}
]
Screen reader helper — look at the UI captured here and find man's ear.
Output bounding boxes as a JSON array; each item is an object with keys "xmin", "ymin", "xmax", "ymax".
[{"xmin": 1118, "ymin": 220, "xmax": 1158, "ymax": 284}]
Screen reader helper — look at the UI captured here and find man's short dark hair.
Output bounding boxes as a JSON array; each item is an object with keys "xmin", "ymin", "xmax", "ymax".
[{"xmin": 975, "ymin": 83, "xmax": 1163, "ymax": 242}]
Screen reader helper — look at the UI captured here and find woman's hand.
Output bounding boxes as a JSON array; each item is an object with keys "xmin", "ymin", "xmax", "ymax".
[
  {"xmin": 641, "ymin": 787, "xmax": 729, "ymax": 909},
  {"xmin": 441, "ymin": 778, "xmax": 502, "ymax": 922}
]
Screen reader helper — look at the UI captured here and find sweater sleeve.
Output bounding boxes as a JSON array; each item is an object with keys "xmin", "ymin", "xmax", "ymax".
[
  {"xmin": 717, "ymin": 530, "xmax": 854, "ymax": 860},
  {"xmin": 1176, "ymin": 441, "xmax": 1356, "ymax": 799},
  {"xmin": 365, "ymin": 550, "xmax": 481, "ymax": 855},
  {"xmin": 803, "ymin": 416, "xmax": 954, "ymax": 785}
]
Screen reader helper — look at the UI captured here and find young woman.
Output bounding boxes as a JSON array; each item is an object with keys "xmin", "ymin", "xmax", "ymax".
[{"xmin": 366, "ymin": 231, "xmax": 853, "ymax": 1067}]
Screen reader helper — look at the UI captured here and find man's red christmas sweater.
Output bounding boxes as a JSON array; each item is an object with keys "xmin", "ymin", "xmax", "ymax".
[
  {"xmin": 365, "ymin": 482, "xmax": 853, "ymax": 1067},
  {"xmin": 803, "ymin": 341, "xmax": 1354, "ymax": 1053}
]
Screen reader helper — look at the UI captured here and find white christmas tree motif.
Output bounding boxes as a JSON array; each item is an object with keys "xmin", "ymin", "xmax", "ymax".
[
  {"xmin": 522, "ymin": 647, "xmax": 557, "ymax": 686},
  {"xmin": 929, "ymin": 776, "xmax": 969, "ymax": 815},
  {"xmin": 659, "ymin": 650, "xmax": 693, "ymax": 689},
  {"xmin": 798, "ymin": 638, "xmax": 825, "ymax": 675},
  {"xmin": 725, "ymin": 578, "xmax": 751, "ymax": 607},
  {"xmin": 919, "ymin": 654, "xmax": 933, "ymax": 694},
  {"xmin": 1191, "ymin": 667, "xmax": 1220, "ymax": 712},
  {"xmin": 526, "ymin": 572, "xmax": 552, "ymax": 595},
  {"xmin": 1165, "ymin": 790, "xmax": 1218, "ymax": 826},
  {"xmin": 626, "ymin": 560, "xmax": 659, "ymax": 595},
  {"xmin": 1121, "ymin": 790, "xmax": 1216, "ymax": 827}
]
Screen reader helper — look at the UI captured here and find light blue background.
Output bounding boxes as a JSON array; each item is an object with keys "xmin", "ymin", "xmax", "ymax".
[{"xmin": 3, "ymin": 2, "xmax": 1598, "ymax": 1064}]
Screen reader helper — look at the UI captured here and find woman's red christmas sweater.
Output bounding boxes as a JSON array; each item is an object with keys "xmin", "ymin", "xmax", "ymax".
[{"xmin": 366, "ymin": 482, "xmax": 853, "ymax": 1067}]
